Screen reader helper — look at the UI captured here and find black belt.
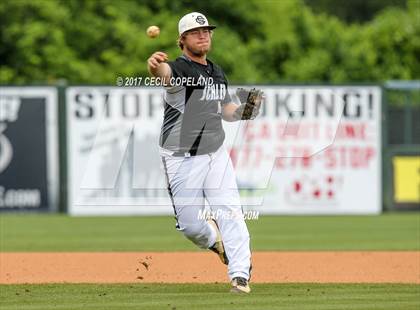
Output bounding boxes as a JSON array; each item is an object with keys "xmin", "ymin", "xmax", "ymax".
[{"xmin": 172, "ymin": 149, "xmax": 213, "ymax": 157}]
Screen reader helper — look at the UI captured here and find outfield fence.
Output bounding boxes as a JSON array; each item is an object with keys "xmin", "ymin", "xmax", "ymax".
[
  {"xmin": 0, "ymin": 82, "xmax": 418, "ymax": 214},
  {"xmin": 382, "ymin": 81, "xmax": 420, "ymax": 211}
]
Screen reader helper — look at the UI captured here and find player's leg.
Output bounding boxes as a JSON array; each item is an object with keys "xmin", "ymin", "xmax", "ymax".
[
  {"xmin": 203, "ymin": 146, "xmax": 252, "ymax": 282},
  {"xmin": 161, "ymin": 154, "xmax": 217, "ymax": 249}
]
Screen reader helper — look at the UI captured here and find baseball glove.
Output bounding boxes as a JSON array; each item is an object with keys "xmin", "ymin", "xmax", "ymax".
[{"xmin": 233, "ymin": 87, "xmax": 264, "ymax": 120}]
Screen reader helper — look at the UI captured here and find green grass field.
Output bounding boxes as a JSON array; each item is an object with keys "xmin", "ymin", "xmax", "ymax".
[
  {"xmin": 1, "ymin": 213, "xmax": 419, "ymax": 310},
  {"xmin": 1, "ymin": 284, "xmax": 419, "ymax": 310},
  {"xmin": 1, "ymin": 213, "xmax": 419, "ymax": 251}
]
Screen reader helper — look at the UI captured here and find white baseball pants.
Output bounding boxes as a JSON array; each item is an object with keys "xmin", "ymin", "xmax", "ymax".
[{"xmin": 160, "ymin": 145, "xmax": 252, "ymax": 281}]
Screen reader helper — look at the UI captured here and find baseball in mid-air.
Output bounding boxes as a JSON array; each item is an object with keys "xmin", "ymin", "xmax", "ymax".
[{"xmin": 146, "ymin": 25, "xmax": 160, "ymax": 38}]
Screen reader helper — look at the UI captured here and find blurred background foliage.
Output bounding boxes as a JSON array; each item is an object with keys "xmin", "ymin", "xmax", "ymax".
[{"xmin": 0, "ymin": 0, "xmax": 418, "ymax": 84}]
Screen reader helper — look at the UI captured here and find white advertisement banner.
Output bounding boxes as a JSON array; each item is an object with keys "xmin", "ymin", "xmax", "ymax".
[
  {"xmin": 66, "ymin": 86, "xmax": 381, "ymax": 215},
  {"xmin": 224, "ymin": 86, "xmax": 382, "ymax": 214}
]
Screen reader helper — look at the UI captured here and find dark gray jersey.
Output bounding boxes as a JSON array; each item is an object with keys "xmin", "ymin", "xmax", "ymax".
[{"xmin": 159, "ymin": 55, "xmax": 232, "ymax": 156}]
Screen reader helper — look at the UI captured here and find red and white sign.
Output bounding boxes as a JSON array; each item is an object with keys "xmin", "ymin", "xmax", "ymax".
[
  {"xmin": 66, "ymin": 86, "xmax": 381, "ymax": 215},
  {"xmin": 224, "ymin": 86, "xmax": 382, "ymax": 214}
]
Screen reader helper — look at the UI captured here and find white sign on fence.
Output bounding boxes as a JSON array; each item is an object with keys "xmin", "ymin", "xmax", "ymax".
[{"xmin": 66, "ymin": 86, "xmax": 381, "ymax": 215}]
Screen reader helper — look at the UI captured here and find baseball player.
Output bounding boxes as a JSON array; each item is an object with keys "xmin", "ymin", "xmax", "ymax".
[{"xmin": 147, "ymin": 12, "xmax": 263, "ymax": 293}]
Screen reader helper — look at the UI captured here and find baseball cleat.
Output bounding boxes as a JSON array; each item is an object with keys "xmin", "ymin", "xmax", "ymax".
[
  {"xmin": 208, "ymin": 219, "xmax": 229, "ymax": 265},
  {"xmin": 230, "ymin": 277, "xmax": 251, "ymax": 293}
]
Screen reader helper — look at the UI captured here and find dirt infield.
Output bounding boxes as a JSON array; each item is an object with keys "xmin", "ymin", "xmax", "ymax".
[{"xmin": 1, "ymin": 251, "xmax": 419, "ymax": 284}]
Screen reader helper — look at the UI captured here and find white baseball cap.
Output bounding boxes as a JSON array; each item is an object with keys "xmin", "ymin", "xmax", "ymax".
[{"xmin": 178, "ymin": 12, "xmax": 216, "ymax": 36}]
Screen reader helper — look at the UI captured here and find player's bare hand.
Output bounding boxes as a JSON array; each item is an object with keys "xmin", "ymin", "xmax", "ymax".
[{"xmin": 148, "ymin": 52, "xmax": 168, "ymax": 69}]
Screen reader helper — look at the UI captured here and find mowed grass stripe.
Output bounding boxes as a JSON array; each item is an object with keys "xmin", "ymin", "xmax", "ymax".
[
  {"xmin": 0, "ymin": 283, "xmax": 419, "ymax": 310},
  {"xmin": 1, "ymin": 213, "xmax": 419, "ymax": 251}
]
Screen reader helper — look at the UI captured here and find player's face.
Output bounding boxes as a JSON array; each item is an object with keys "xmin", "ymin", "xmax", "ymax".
[{"xmin": 183, "ymin": 27, "xmax": 212, "ymax": 56}]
